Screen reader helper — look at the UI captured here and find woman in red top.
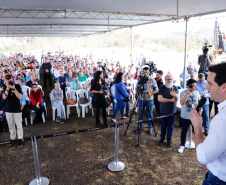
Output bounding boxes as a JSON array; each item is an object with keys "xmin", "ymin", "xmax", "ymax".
[
  {"xmin": 30, "ymin": 83, "xmax": 44, "ymax": 123},
  {"xmin": 134, "ymin": 68, "xmax": 141, "ymax": 80}
]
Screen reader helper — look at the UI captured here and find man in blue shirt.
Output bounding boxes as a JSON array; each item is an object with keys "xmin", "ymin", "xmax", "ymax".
[
  {"xmin": 196, "ymin": 73, "xmax": 210, "ymax": 136},
  {"xmin": 135, "ymin": 65, "xmax": 159, "ymax": 135}
]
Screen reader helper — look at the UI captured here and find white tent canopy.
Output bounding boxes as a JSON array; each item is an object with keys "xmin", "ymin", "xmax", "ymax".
[{"xmin": 0, "ymin": 0, "xmax": 226, "ymax": 36}]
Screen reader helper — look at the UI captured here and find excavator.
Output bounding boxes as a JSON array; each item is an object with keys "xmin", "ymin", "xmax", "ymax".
[{"xmin": 212, "ymin": 20, "xmax": 226, "ymax": 63}]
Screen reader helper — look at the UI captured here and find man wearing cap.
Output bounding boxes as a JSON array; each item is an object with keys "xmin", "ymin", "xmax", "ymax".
[{"xmin": 135, "ymin": 65, "xmax": 159, "ymax": 135}]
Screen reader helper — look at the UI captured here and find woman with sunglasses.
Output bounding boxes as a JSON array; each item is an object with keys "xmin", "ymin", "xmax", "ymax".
[{"xmin": 29, "ymin": 83, "xmax": 45, "ymax": 123}]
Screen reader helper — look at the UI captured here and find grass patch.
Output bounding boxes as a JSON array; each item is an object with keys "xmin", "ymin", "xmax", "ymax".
[
  {"xmin": 175, "ymin": 177, "xmax": 183, "ymax": 182},
  {"xmin": 95, "ymin": 135, "xmax": 105, "ymax": 140},
  {"xmin": 156, "ymin": 165, "xmax": 163, "ymax": 172},
  {"xmin": 194, "ymin": 179, "xmax": 203, "ymax": 185},
  {"xmin": 140, "ymin": 168, "xmax": 153, "ymax": 175}
]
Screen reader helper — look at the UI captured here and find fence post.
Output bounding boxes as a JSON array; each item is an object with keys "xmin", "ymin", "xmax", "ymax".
[
  {"xmin": 29, "ymin": 135, "xmax": 50, "ymax": 185},
  {"xmin": 185, "ymin": 125, "xmax": 195, "ymax": 149},
  {"xmin": 108, "ymin": 122, "xmax": 125, "ymax": 171}
]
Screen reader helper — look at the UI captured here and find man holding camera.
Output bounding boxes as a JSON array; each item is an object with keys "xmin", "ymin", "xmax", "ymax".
[
  {"xmin": 178, "ymin": 79, "xmax": 200, "ymax": 153},
  {"xmin": 3, "ymin": 74, "xmax": 23, "ymax": 147},
  {"xmin": 198, "ymin": 46, "xmax": 213, "ymax": 80},
  {"xmin": 135, "ymin": 65, "xmax": 158, "ymax": 135},
  {"xmin": 158, "ymin": 74, "xmax": 178, "ymax": 148}
]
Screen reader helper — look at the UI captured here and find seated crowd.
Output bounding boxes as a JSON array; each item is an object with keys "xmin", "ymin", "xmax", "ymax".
[{"xmin": 0, "ymin": 51, "xmax": 215, "ymax": 155}]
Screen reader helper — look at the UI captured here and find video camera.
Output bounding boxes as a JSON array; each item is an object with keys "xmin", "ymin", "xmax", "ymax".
[
  {"xmin": 137, "ymin": 61, "xmax": 157, "ymax": 92},
  {"xmin": 203, "ymin": 43, "xmax": 212, "ymax": 55}
]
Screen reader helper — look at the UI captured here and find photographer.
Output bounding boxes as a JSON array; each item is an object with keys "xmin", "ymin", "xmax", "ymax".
[
  {"xmin": 198, "ymin": 46, "xmax": 213, "ymax": 79},
  {"xmin": 158, "ymin": 74, "xmax": 178, "ymax": 148},
  {"xmin": 90, "ymin": 71, "xmax": 108, "ymax": 127},
  {"xmin": 3, "ymin": 74, "xmax": 23, "ymax": 147},
  {"xmin": 135, "ymin": 65, "xmax": 158, "ymax": 135},
  {"xmin": 178, "ymin": 79, "xmax": 200, "ymax": 153}
]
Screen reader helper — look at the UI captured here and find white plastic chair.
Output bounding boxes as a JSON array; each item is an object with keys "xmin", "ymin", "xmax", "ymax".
[
  {"xmin": 30, "ymin": 110, "xmax": 45, "ymax": 125},
  {"xmin": 83, "ymin": 80, "xmax": 90, "ymax": 90},
  {"xmin": 49, "ymin": 94, "xmax": 66, "ymax": 120},
  {"xmin": 65, "ymin": 87, "xmax": 80, "ymax": 118},
  {"xmin": 21, "ymin": 86, "xmax": 30, "ymax": 101},
  {"xmin": 86, "ymin": 77, "xmax": 93, "ymax": 83},
  {"xmin": 77, "ymin": 89, "xmax": 94, "ymax": 118}
]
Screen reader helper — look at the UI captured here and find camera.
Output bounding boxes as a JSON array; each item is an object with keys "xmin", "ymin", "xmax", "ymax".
[
  {"xmin": 189, "ymin": 84, "xmax": 193, "ymax": 89},
  {"xmin": 101, "ymin": 85, "xmax": 108, "ymax": 96},
  {"xmin": 9, "ymin": 81, "xmax": 14, "ymax": 86},
  {"xmin": 137, "ymin": 73, "xmax": 149, "ymax": 91},
  {"xmin": 171, "ymin": 86, "xmax": 175, "ymax": 91},
  {"xmin": 202, "ymin": 43, "xmax": 212, "ymax": 55},
  {"xmin": 148, "ymin": 61, "xmax": 157, "ymax": 74}
]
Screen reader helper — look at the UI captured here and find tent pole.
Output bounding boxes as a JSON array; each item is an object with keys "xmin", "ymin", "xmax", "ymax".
[
  {"xmin": 131, "ymin": 27, "xmax": 133, "ymax": 64},
  {"xmin": 183, "ymin": 17, "xmax": 188, "ymax": 89}
]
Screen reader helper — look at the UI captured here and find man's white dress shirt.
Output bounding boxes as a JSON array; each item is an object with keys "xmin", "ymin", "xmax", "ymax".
[{"xmin": 196, "ymin": 100, "xmax": 226, "ymax": 181}]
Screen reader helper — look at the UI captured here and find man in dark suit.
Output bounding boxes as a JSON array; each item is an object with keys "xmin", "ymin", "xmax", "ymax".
[
  {"xmin": 41, "ymin": 58, "xmax": 52, "ymax": 87},
  {"xmin": 154, "ymin": 70, "xmax": 164, "ymax": 114}
]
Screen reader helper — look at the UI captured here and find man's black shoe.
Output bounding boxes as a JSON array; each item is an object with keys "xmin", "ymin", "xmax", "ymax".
[
  {"xmin": 148, "ymin": 128, "xmax": 152, "ymax": 135},
  {"xmin": 96, "ymin": 123, "xmax": 101, "ymax": 128},
  {"xmin": 104, "ymin": 122, "xmax": 108, "ymax": 126},
  {"xmin": 158, "ymin": 139, "xmax": 164, "ymax": 145},
  {"xmin": 125, "ymin": 113, "xmax": 130, "ymax": 117},
  {"xmin": 7, "ymin": 140, "xmax": 14, "ymax": 147},
  {"xmin": 167, "ymin": 141, "xmax": 172, "ymax": 148},
  {"xmin": 18, "ymin": 139, "xmax": 24, "ymax": 148},
  {"xmin": 133, "ymin": 128, "xmax": 141, "ymax": 134}
]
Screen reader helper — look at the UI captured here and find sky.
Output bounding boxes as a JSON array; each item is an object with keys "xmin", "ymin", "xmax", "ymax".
[{"xmin": 132, "ymin": 12, "xmax": 226, "ymax": 38}]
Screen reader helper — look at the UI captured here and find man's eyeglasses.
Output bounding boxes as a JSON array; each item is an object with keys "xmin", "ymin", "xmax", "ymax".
[{"xmin": 32, "ymin": 86, "xmax": 37, "ymax": 89}]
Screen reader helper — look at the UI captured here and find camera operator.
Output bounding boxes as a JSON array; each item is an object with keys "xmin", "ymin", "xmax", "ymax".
[
  {"xmin": 198, "ymin": 46, "xmax": 213, "ymax": 79},
  {"xmin": 178, "ymin": 79, "xmax": 200, "ymax": 153},
  {"xmin": 158, "ymin": 74, "xmax": 178, "ymax": 148},
  {"xmin": 135, "ymin": 65, "xmax": 159, "ymax": 135},
  {"xmin": 3, "ymin": 74, "xmax": 23, "ymax": 147}
]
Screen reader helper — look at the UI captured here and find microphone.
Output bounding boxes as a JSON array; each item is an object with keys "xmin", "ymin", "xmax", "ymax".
[{"xmin": 196, "ymin": 96, "xmax": 207, "ymax": 112}]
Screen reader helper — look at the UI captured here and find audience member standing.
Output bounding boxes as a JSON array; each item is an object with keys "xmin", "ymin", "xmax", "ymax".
[
  {"xmin": 158, "ymin": 74, "xmax": 178, "ymax": 148},
  {"xmin": 3, "ymin": 74, "xmax": 23, "ymax": 147},
  {"xmin": 111, "ymin": 72, "xmax": 129, "ymax": 123},
  {"xmin": 178, "ymin": 79, "xmax": 200, "ymax": 153},
  {"xmin": 42, "ymin": 58, "xmax": 52, "ymax": 87},
  {"xmin": 154, "ymin": 70, "xmax": 164, "ymax": 115},
  {"xmin": 90, "ymin": 71, "xmax": 108, "ymax": 127},
  {"xmin": 196, "ymin": 73, "xmax": 210, "ymax": 136},
  {"xmin": 198, "ymin": 47, "xmax": 213, "ymax": 79}
]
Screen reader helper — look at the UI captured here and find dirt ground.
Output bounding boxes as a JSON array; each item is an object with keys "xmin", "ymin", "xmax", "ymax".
[{"xmin": 0, "ymin": 75, "xmax": 207, "ymax": 185}]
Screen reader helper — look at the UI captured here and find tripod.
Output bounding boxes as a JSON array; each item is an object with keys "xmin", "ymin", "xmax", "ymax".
[{"xmin": 124, "ymin": 91, "xmax": 158, "ymax": 146}]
